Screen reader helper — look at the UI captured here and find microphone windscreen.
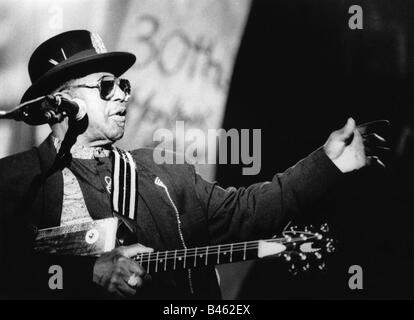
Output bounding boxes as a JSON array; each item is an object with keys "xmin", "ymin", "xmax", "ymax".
[{"xmin": 71, "ymin": 98, "xmax": 87, "ymax": 121}]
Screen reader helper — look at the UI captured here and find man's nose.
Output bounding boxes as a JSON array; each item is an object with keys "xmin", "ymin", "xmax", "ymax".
[{"xmin": 112, "ymin": 82, "xmax": 129, "ymax": 102}]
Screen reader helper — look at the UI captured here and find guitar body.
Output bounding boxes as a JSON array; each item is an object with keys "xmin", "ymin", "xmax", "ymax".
[{"xmin": 33, "ymin": 217, "xmax": 118, "ymax": 256}]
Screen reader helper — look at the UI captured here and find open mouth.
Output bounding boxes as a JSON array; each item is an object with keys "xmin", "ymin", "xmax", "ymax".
[
  {"xmin": 114, "ymin": 110, "xmax": 127, "ymax": 117},
  {"xmin": 110, "ymin": 110, "xmax": 127, "ymax": 126}
]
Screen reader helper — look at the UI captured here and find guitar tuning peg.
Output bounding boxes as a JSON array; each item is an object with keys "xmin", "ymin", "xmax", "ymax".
[
  {"xmin": 325, "ymin": 239, "xmax": 335, "ymax": 253},
  {"xmin": 326, "ymin": 244, "xmax": 335, "ymax": 253},
  {"xmin": 314, "ymin": 252, "xmax": 322, "ymax": 260},
  {"xmin": 299, "ymin": 253, "xmax": 307, "ymax": 260},
  {"xmin": 301, "ymin": 263, "xmax": 310, "ymax": 271},
  {"xmin": 318, "ymin": 262, "xmax": 326, "ymax": 270},
  {"xmin": 320, "ymin": 223, "xmax": 329, "ymax": 233},
  {"xmin": 284, "ymin": 254, "xmax": 292, "ymax": 262},
  {"xmin": 289, "ymin": 264, "xmax": 298, "ymax": 275}
]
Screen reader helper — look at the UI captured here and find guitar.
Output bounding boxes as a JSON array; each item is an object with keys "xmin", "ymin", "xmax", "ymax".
[{"xmin": 33, "ymin": 217, "xmax": 335, "ymax": 274}]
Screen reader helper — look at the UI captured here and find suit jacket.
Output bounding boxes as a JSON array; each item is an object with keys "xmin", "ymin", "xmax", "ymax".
[{"xmin": 0, "ymin": 135, "xmax": 341, "ymax": 299}]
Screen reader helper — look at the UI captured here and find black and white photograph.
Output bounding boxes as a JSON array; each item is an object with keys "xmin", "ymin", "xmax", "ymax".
[{"xmin": 0, "ymin": 0, "xmax": 413, "ymax": 306}]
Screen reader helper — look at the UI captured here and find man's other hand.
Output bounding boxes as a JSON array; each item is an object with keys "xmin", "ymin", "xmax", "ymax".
[
  {"xmin": 324, "ymin": 118, "xmax": 389, "ymax": 173},
  {"xmin": 93, "ymin": 243, "xmax": 153, "ymax": 297}
]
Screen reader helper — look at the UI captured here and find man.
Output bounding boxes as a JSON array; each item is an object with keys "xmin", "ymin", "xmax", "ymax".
[{"xmin": 0, "ymin": 30, "xmax": 387, "ymax": 299}]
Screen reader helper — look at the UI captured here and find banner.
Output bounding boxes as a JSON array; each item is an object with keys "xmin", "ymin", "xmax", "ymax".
[
  {"xmin": 0, "ymin": 0, "xmax": 251, "ymax": 181},
  {"xmin": 0, "ymin": 0, "xmax": 252, "ymax": 299},
  {"xmin": 116, "ymin": 0, "xmax": 251, "ymax": 180}
]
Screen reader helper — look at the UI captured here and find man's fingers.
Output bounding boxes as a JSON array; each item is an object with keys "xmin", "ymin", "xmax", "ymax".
[
  {"xmin": 126, "ymin": 273, "xmax": 144, "ymax": 288},
  {"xmin": 365, "ymin": 145, "xmax": 390, "ymax": 156},
  {"xmin": 357, "ymin": 120, "xmax": 390, "ymax": 135},
  {"xmin": 363, "ymin": 133, "xmax": 389, "ymax": 159},
  {"xmin": 337, "ymin": 117, "xmax": 356, "ymax": 140},
  {"xmin": 110, "ymin": 278, "xmax": 137, "ymax": 297},
  {"xmin": 128, "ymin": 261, "xmax": 147, "ymax": 277},
  {"xmin": 363, "ymin": 133, "xmax": 387, "ymax": 145},
  {"xmin": 118, "ymin": 243, "xmax": 154, "ymax": 258},
  {"xmin": 374, "ymin": 146, "xmax": 390, "ymax": 151},
  {"xmin": 120, "ymin": 283, "xmax": 137, "ymax": 296},
  {"xmin": 367, "ymin": 156, "xmax": 386, "ymax": 168}
]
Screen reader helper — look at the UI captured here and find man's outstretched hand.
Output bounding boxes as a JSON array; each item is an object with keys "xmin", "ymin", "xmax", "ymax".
[{"xmin": 324, "ymin": 118, "xmax": 389, "ymax": 173}]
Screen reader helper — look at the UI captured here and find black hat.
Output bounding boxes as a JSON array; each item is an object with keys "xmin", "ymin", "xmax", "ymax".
[{"xmin": 21, "ymin": 30, "xmax": 136, "ymax": 103}]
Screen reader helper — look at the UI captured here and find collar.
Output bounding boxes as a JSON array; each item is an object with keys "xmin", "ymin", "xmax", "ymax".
[{"xmin": 51, "ymin": 135, "xmax": 112, "ymax": 159}]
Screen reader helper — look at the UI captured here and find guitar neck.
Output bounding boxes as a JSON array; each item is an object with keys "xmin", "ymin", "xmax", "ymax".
[
  {"xmin": 33, "ymin": 218, "xmax": 326, "ymax": 273},
  {"xmin": 132, "ymin": 239, "xmax": 280, "ymax": 273},
  {"xmin": 34, "ymin": 218, "xmax": 328, "ymax": 274}
]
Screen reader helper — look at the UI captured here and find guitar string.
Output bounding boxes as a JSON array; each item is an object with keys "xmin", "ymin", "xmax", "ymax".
[
  {"xmin": 132, "ymin": 247, "xmax": 309, "ymax": 271},
  {"xmin": 132, "ymin": 235, "xmax": 319, "ymax": 264},
  {"xmin": 130, "ymin": 231, "xmax": 318, "ymax": 261},
  {"xmin": 132, "ymin": 238, "xmax": 287, "ymax": 261},
  {"xmin": 133, "ymin": 234, "xmax": 318, "ymax": 260}
]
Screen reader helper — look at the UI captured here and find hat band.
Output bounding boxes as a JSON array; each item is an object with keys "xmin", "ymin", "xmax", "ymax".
[{"xmin": 52, "ymin": 49, "xmax": 101, "ymax": 67}]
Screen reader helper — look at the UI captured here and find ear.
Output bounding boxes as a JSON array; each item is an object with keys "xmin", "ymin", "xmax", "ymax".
[{"xmin": 55, "ymin": 88, "xmax": 75, "ymax": 99}]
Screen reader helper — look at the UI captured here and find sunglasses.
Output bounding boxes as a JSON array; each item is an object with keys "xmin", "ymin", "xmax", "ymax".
[{"xmin": 64, "ymin": 76, "xmax": 131, "ymax": 101}]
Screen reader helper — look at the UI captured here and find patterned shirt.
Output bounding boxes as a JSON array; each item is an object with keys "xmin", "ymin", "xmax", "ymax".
[{"xmin": 52, "ymin": 136, "xmax": 113, "ymax": 225}]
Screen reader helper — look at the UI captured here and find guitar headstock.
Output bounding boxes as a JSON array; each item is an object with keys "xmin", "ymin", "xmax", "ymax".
[{"xmin": 274, "ymin": 223, "xmax": 335, "ymax": 275}]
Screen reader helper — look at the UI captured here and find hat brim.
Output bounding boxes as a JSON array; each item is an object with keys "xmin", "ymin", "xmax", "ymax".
[{"xmin": 21, "ymin": 51, "xmax": 136, "ymax": 103}]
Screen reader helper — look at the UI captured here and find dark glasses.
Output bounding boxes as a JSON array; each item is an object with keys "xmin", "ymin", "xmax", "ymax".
[{"xmin": 64, "ymin": 76, "xmax": 131, "ymax": 101}]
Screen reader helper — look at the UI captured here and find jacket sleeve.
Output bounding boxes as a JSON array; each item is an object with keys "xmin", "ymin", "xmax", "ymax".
[{"xmin": 192, "ymin": 147, "xmax": 343, "ymax": 244}]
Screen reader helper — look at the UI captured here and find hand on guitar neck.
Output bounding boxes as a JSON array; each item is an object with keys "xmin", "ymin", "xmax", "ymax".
[
  {"xmin": 33, "ymin": 219, "xmax": 334, "ymax": 297},
  {"xmin": 92, "ymin": 243, "xmax": 154, "ymax": 298}
]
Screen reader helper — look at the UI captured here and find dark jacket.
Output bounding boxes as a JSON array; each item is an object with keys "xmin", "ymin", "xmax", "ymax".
[{"xmin": 0, "ymin": 135, "xmax": 341, "ymax": 299}]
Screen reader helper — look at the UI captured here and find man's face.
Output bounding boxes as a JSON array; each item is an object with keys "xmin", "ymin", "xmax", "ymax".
[{"xmin": 66, "ymin": 72, "xmax": 129, "ymax": 146}]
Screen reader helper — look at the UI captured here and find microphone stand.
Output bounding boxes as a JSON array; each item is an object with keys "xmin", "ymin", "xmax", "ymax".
[
  {"xmin": 1, "ymin": 94, "xmax": 89, "ymax": 165},
  {"xmin": 0, "ymin": 95, "xmax": 78, "ymax": 125},
  {"xmin": 0, "ymin": 96, "xmax": 48, "ymax": 124},
  {"xmin": 56, "ymin": 115, "xmax": 89, "ymax": 164}
]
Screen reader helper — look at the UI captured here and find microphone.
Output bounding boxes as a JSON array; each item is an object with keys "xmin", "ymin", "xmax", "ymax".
[
  {"xmin": 0, "ymin": 95, "xmax": 86, "ymax": 125},
  {"xmin": 50, "ymin": 95, "xmax": 87, "ymax": 122}
]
